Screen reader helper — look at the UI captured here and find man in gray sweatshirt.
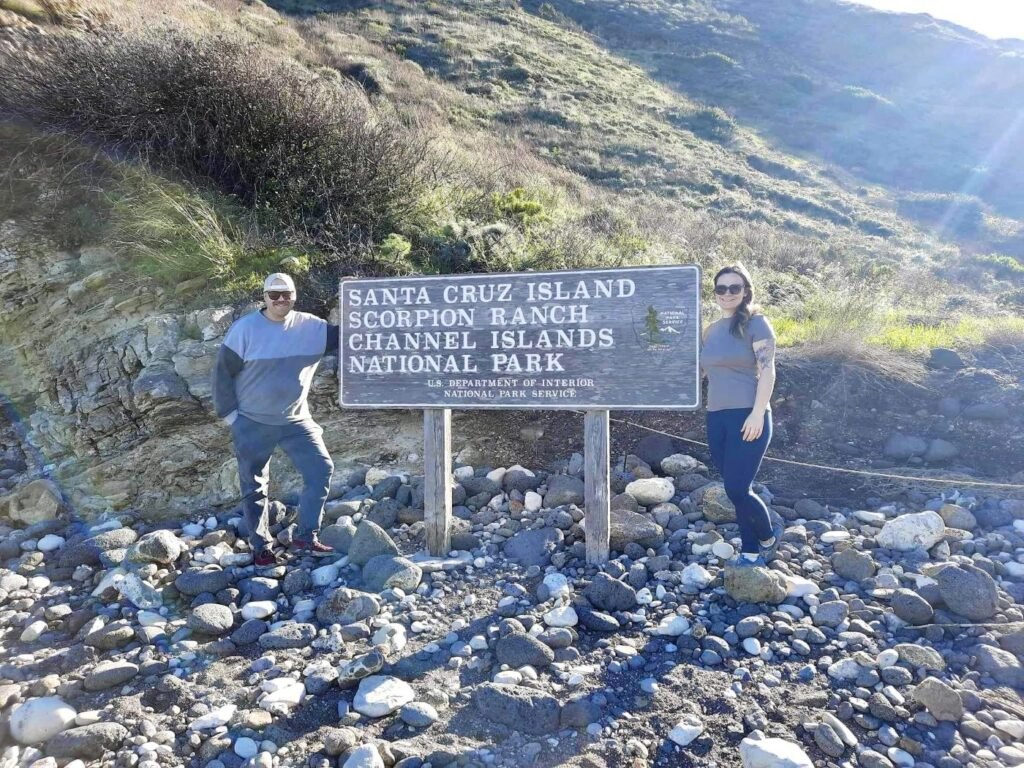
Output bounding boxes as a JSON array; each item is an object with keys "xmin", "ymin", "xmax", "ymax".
[{"xmin": 212, "ymin": 273, "xmax": 339, "ymax": 565}]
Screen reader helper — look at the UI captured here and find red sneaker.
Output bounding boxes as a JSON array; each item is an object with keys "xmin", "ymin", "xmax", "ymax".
[
  {"xmin": 254, "ymin": 549, "xmax": 278, "ymax": 567},
  {"xmin": 291, "ymin": 536, "xmax": 335, "ymax": 556}
]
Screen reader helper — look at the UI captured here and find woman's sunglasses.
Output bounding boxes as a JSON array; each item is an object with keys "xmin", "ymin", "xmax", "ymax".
[
  {"xmin": 714, "ymin": 284, "xmax": 744, "ymax": 296},
  {"xmin": 266, "ymin": 291, "xmax": 293, "ymax": 301}
]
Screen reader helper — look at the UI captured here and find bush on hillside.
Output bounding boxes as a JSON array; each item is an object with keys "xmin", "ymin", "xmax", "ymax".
[
  {"xmin": 0, "ymin": 28, "xmax": 436, "ymax": 260},
  {"xmin": 897, "ymin": 192, "xmax": 984, "ymax": 237}
]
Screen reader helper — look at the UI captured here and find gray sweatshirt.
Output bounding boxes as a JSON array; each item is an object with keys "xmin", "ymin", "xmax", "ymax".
[{"xmin": 212, "ymin": 309, "xmax": 339, "ymax": 425}]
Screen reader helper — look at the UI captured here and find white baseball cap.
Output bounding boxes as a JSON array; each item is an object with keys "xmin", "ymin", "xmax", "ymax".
[{"xmin": 263, "ymin": 273, "xmax": 296, "ymax": 292}]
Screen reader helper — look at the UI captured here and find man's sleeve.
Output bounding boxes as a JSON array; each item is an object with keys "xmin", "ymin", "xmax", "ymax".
[{"xmin": 212, "ymin": 343, "xmax": 244, "ymax": 424}]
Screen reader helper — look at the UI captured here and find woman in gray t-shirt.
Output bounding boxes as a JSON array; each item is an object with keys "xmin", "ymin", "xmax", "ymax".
[{"xmin": 701, "ymin": 264, "xmax": 782, "ymax": 567}]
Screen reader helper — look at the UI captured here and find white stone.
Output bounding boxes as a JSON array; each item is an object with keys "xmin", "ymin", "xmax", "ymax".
[
  {"xmin": 887, "ymin": 747, "xmax": 914, "ymax": 767},
  {"xmin": 996, "ymin": 720, "xmax": 1024, "ymax": 740},
  {"xmin": 234, "ymin": 737, "xmax": 259, "ymax": 759},
  {"xmin": 650, "ymin": 615, "xmax": 691, "ymax": 637},
  {"xmin": 182, "ymin": 523, "xmax": 205, "ymax": 538},
  {"xmin": 876, "ymin": 649, "xmax": 900, "ymax": 669},
  {"xmin": 494, "ymin": 671, "xmax": 522, "ymax": 684},
  {"xmin": 486, "ymin": 467, "xmax": 507, "ymax": 484},
  {"xmin": 635, "ymin": 588, "xmax": 653, "ymax": 605},
  {"xmin": 1, "ymin": 573, "xmax": 27, "ymax": 591},
  {"xmin": 372, "ymin": 623, "xmax": 407, "ymax": 654},
  {"xmin": 311, "ymin": 563, "xmax": 340, "ymax": 586},
  {"xmin": 827, "ymin": 659, "xmax": 861, "ymax": 681},
  {"xmin": 354, "ymin": 676, "xmax": 415, "ymax": 718},
  {"xmin": 259, "ymin": 682, "xmax": 305, "ymax": 710},
  {"xmin": 543, "ymin": 606, "xmax": 578, "ymax": 627},
  {"xmin": 453, "ymin": 466, "xmax": 474, "ymax": 482},
  {"xmin": 242, "ymin": 601, "xmax": 277, "ymax": 620},
  {"xmin": 668, "ymin": 714, "xmax": 704, "ymax": 746},
  {"xmin": 137, "ymin": 611, "xmax": 166, "ymax": 627},
  {"xmin": 524, "ymin": 491, "xmax": 543, "ymax": 513},
  {"xmin": 365, "ymin": 468, "xmax": 393, "ymax": 487},
  {"xmin": 28, "ymin": 575, "xmax": 49, "ymax": 592},
  {"xmin": 625, "ymin": 477, "xmax": 675, "ymax": 506},
  {"xmin": 680, "ymin": 563, "xmax": 713, "ymax": 590},
  {"xmin": 189, "ymin": 704, "xmax": 236, "ymax": 730},
  {"xmin": 469, "ymin": 635, "xmax": 488, "ymax": 651},
  {"xmin": 854, "ymin": 510, "xmax": 887, "ymax": 525},
  {"xmin": 743, "ymin": 638, "xmax": 762, "ymax": 655},
  {"xmin": 543, "ymin": 573, "xmax": 570, "ymax": 600},
  {"xmin": 785, "ymin": 576, "xmax": 820, "ymax": 598},
  {"xmin": 820, "ymin": 531, "xmax": 850, "ymax": 544},
  {"xmin": 877, "ymin": 511, "xmax": 945, "ymax": 552},
  {"xmin": 20, "ymin": 620, "xmax": 47, "ymax": 643},
  {"xmin": 739, "ymin": 735, "xmax": 814, "ymax": 768},
  {"xmin": 342, "ymin": 744, "xmax": 385, "ymax": 768},
  {"xmin": 37, "ymin": 534, "xmax": 65, "ymax": 552},
  {"xmin": 711, "ymin": 541, "xmax": 735, "ymax": 559},
  {"xmin": 1003, "ymin": 561, "xmax": 1024, "ymax": 579},
  {"xmin": 9, "ymin": 697, "xmax": 77, "ymax": 744}
]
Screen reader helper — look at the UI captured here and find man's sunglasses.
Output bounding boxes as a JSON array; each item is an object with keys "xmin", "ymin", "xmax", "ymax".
[
  {"xmin": 266, "ymin": 291, "xmax": 293, "ymax": 301},
  {"xmin": 714, "ymin": 284, "xmax": 744, "ymax": 296}
]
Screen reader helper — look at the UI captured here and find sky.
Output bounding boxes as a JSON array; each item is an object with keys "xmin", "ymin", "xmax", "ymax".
[{"xmin": 849, "ymin": 1, "xmax": 1024, "ymax": 41}]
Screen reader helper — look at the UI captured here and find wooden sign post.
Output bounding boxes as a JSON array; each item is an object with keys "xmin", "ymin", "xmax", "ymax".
[
  {"xmin": 339, "ymin": 266, "xmax": 701, "ymax": 560},
  {"xmin": 584, "ymin": 409, "xmax": 610, "ymax": 564},
  {"xmin": 423, "ymin": 408, "xmax": 452, "ymax": 556}
]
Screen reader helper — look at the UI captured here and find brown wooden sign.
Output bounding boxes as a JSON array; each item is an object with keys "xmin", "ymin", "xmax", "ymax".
[{"xmin": 338, "ymin": 265, "xmax": 701, "ymax": 409}]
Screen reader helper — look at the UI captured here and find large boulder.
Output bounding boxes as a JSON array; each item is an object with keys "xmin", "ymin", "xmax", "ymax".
[
  {"xmin": 474, "ymin": 683, "xmax": 561, "ymax": 735},
  {"xmin": 701, "ymin": 483, "xmax": 735, "ymax": 523},
  {"xmin": 936, "ymin": 564, "xmax": 999, "ymax": 621},
  {"xmin": 45, "ymin": 722, "xmax": 129, "ymax": 759},
  {"xmin": 9, "ymin": 697, "xmax": 77, "ymax": 744},
  {"xmin": 609, "ymin": 509, "xmax": 664, "ymax": 551},
  {"xmin": 361, "ymin": 555, "xmax": 422, "ymax": 593},
  {"xmin": 724, "ymin": 565, "xmax": 788, "ymax": 605},
  {"xmin": 831, "ymin": 549, "xmax": 877, "ymax": 582},
  {"xmin": 972, "ymin": 644, "xmax": 1024, "ymax": 688},
  {"xmin": 3, "ymin": 479, "xmax": 65, "ymax": 525},
  {"xmin": 347, "ymin": 521, "xmax": 400, "ymax": 567},
  {"xmin": 877, "ymin": 511, "xmax": 945, "ymax": 551},
  {"xmin": 912, "ymin": 677, "xmax": 963, "ymax": 722},
  {"xmin": 353, "ymin": 676, "xmax": 414, "ymax": 718},
  {"xmin": 543, "ymin": 475, "xmax": 584, "ymax": 508},
  {"xmin": 883, "ymin": 433, "xmax": 927, "ymax": 460},
  {"xmin": 504, "ymin": 527, "xmax": 564, "ymax": 567},
  {"xmin": 584, "ymin": 573, "xmax": 638, "ymax": 612},
  {"xmin": 624, "ymin": 478, "xmax": 675, "ymax": 507},
  {"xmin": 126, "ymin": 530, "xmax": 184, "ymax": 564},
  {"xmin": 317, "ymin": 588, "xmax": 380, "ymax": 626},
  {"xmin": 495, "ymin": 632, "xmax": 555, "ymax": 668}
]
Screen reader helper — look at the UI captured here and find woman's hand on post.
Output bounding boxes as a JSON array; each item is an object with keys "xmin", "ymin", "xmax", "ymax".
[{"xmin": 741, "ymin": 410, "xmax": 764, "ymax": 442}]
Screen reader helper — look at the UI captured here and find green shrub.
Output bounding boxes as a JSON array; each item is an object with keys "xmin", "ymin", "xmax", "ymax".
[
  {"xmin": 667, "ymin": 106, "xmax": 735, "ymax": 142},
  {"xmin": 975, "ymin": 253, "xmax": 1024, "ymax": 282},
  {"xmin": 492, "ymin": 188, "xmax": 549, "ymax": 227}
]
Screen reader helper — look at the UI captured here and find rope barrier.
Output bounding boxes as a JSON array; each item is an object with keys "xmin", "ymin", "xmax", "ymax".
[{"xmin": 569, "ymin": 410, "xmax": 1024, "ymax": 492}]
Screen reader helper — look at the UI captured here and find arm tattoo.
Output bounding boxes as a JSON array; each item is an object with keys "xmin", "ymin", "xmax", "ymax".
[{"xmin": 753, "ymin": 339, "xmax": 776, "ymax": 376}]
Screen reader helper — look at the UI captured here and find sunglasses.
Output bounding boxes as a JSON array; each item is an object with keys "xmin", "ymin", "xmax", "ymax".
[
  {"xmin": 714, "ymin": 284, "xmax": 744, "ymax": 296},
  {"xmin": 266, "ymin": 291, "xmax": 293, "ymax": 301}
]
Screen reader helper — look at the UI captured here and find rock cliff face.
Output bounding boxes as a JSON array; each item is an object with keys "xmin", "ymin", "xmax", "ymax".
[{"xmin": 0, "ymin": 225, "xmax": 426, "ymax": 520}]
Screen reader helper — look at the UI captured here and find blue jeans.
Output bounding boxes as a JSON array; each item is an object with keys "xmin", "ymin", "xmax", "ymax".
[
  {"xmin": 231, "ymin": 416, "xmax": 334, "ymax": 552},
  {"xmin": 706, "ymin": 408, "xmax": 773, "ymax": 554}
]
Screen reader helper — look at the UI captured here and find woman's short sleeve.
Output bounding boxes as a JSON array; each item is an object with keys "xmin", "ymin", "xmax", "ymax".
[{"xmin": 748, "ymin": 314, "xmax": 775, "ymax": 343}]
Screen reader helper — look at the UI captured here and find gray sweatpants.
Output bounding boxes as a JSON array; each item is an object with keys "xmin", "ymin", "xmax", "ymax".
[{"xmin": 230, "ymin": 415, "xmax": 334, "ymax": 552}]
